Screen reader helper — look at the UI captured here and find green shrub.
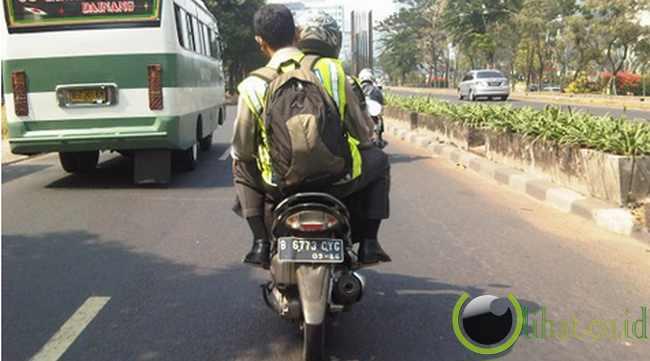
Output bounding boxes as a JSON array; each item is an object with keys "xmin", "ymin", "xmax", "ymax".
[{"xmin": 386, "ymin": 94, "xmax": 650, "ymax": 156}]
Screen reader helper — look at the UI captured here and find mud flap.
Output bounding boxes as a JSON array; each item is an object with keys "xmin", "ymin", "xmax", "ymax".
[
  {"xmin": 134, "ymin": 150, "xmax": 171, "ymax": 184},
  {"xmin": 296, "ymin": 265, "xmax": 331, "ymax": 325}
]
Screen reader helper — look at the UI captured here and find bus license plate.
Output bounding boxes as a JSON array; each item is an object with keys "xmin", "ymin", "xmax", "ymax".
[
  {"xmin": 67, "ymin": 88, "xmax": 107, "ymax": 104},
  {"xmin": 277, "ymin": 238, "xmax": 344, "ymax": 263}
]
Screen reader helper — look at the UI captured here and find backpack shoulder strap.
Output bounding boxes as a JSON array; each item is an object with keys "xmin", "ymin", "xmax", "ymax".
[
  {"xmin": 238, "ymin": 70, "xmax": 275, "ymax": 122},
  {"xmin": 250, "ymin": 66, "xmax": 279, "ymax": 84},
  {"xmin": 300, "ymin": 54, "xmax": 322, "ymax": 71}
]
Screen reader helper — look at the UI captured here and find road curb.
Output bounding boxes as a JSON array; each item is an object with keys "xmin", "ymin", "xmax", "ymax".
[{"xmin": 384, "ymin": 120, "xmax": 649, "ymax": 243}]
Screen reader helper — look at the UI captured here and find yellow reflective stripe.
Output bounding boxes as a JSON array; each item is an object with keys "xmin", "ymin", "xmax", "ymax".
[
  {"xmin": 314, "ymin": 69, "xmax": 324, "ymax": 84},
  {"xmin": 238, "ymin": 77, "xmax": 275, "ymax": 186},
  {"xmin": 334, "ymin": 59, "xmax": 347, "ymax": 121},
  {"xmin": 257, "ymin": 145, "xmax": 275, "ymax": 186},
  {"xmin": 313, "ymin": 58, "xmax": 360, "ymax": 179},
  {"xmin": 348, "ymin": 136, "xmax": 362, "ymax": 179},
  {"xmin": 329, "ymin": 62, "xmax": 340, "ymax": 110},
  {"xmin": 314, "ymin": 60, "xmax": 333, "ymax": 99},
  {"xmin": 314, "ymin": 58, "xmax": 347, "ymax": 121}
]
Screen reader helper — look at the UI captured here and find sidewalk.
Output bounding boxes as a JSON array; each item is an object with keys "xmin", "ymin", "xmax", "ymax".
[{"xmin": 388, "ymin": 86, "xmax": 650, "ymax": 112}]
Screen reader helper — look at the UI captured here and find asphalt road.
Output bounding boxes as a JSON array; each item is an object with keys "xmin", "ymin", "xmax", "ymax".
[
  {"xmin": 389, "ymin": 89, "xmax": 650, "ymax": 121},
  {"xmin": 3, "ymin": 108, "xmax": 650, "ymax": 361}
]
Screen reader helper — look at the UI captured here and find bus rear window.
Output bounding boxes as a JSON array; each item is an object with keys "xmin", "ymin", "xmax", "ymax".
[{"xmin": 4, "ymin": 0, "xmax": 161, "ymax": 32}]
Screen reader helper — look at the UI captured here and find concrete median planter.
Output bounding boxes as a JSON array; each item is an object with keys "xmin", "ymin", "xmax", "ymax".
[
  {"xmin": 386, "ymin": 107, "xmax": 484, "ymax": 150},
  {"xmin": 444, "ymin": 120, "xmax": 485, "ymax": 150},
  {"xmin": 386, "ymin": 105, "xmax": 650, "ymax": 206},
  {"xmin": 484, "ymin": 129, "xmax": 650, "ymax": 206}
]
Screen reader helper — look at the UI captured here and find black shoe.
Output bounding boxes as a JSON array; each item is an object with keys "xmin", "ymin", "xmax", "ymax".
[
  {"xmin": 243, "ymin": 239, "xmax": 270, "ymax": 269},
  {"xmin": 358, "ymin": 238, "xmax": 391, "ymax": 265}
]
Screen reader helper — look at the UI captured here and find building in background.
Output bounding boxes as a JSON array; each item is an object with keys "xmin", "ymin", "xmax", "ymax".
[{"xmin": 350, "ymin": 10, "xmax": 373, "ymax": 76}]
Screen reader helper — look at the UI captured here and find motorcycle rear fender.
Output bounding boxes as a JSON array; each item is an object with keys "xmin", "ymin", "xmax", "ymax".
[
  {"xmin": 296, "ymin": 264, "xmax": 331, "ymax": 325},
  {"xmin": 270, "ymin": 254, "xmax": 298, "ymax": 286}
]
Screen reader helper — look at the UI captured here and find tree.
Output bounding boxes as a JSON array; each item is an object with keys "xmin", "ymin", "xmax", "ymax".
[
  {"xmin": 562, "ymin": 13, "xmax": 602, "ymax": 82},
  {"xmin": 417, "ymin": 1, "xmax": 450, "ymax": 87},
  {"xmin": 442, "ymin": 0, "xmax": 523, "ymax": 68},
  {"xmin": 377, "ymin": 1, "xmax": 424, "ymax": 84},
  {"xmin": 205, "ymin": 0, "xmax": 266, "ymax": 93},
  {"xmin": 492, "ymin": 17, "xmax": 522, "ymax": 89},
  {"xmin": 514, "ymin": 0, "xmax": 570, "ymax": 90},
  {"xmin": 585, "ymin": 0, "xmax": 650, "ymax": 94}
]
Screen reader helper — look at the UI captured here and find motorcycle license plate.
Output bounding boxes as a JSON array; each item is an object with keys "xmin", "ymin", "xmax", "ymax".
[{"xmin": 277, "ymin": 238, "xmax": 344, "ymax": 263}]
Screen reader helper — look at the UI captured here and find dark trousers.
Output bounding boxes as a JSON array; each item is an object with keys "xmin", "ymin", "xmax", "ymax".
[{"xmin": 233, "ymin": 147, "xmax": 390, "ymax": 226}]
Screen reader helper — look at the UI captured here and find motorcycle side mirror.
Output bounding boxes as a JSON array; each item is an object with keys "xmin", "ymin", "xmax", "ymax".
[{"xmin": 365, "ymin": 98, "xmax": 382, "ymax": 117}]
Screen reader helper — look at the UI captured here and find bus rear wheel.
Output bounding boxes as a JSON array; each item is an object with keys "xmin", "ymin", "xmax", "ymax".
[{"xmin": 59, "ymin": 151, "xmax": 99, "ymax": 174}]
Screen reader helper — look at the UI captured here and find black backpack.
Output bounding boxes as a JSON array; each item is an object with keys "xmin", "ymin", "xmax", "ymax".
[{"xmin": 252, "ymin": 56, "xmax": 352, "ymax": 192}]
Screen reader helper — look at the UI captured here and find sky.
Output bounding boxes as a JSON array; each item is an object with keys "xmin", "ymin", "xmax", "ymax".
[{"xmin": 268, "ymin": 0, "xmax": 397, "ymax": 23}]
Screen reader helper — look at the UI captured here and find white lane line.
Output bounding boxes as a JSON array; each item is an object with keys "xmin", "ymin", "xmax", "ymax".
[
  {"xmin": 219, "ymin": 146, "xmax": 232, "ymax": 161},
  {"xmin": 30, "ymin": 297, "xmax": 111, "ymax": 361}
]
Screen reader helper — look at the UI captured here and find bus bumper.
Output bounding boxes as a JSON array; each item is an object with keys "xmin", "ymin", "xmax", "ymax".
[{"xmin": 8, "ymin": 116, "xmax": 182, "ymax": 155}]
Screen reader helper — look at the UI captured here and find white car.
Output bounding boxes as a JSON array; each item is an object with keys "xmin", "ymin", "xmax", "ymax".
[{"xmin": 458, "ymin": 70, "xmax": 510, "ymax": 101}]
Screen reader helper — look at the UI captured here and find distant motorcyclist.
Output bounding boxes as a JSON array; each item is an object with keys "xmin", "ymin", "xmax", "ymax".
[
  {"xmin": 357, "ymin": 68, "xmax": 386, "ymax": 147},
  {"xmin": 358, "ymin": 68, "xmax": 385, "ymax": 105}
]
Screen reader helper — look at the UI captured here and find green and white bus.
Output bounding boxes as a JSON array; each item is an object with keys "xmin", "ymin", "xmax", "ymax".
[{"xmin": 1, "ymin": 0, "xmax": 225, "ymax": 182}]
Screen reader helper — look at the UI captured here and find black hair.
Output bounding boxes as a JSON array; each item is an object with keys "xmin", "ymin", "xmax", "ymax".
[{"xmin": 253, "ymin": 4, "xmax": 296, "ymax": 50}]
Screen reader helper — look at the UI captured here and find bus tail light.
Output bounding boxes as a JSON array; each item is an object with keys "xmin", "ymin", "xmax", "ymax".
[
  {"xmin": 148, "ymin": 64, "xmax": 163, "ymax": 110},
  {"xmin": 12, "ymin": 71, "xmax": 28, "ymax": 116}
]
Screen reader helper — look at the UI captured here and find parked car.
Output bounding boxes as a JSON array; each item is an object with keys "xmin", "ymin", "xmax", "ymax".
[
  {"xmin": 458, "ymin": 70, "xmax": 510, "ymax": 101},
  {"xmin": 528, "ymin": 84, "xmax": 539, "ymax": 92},
  {"xmin": 542, "ymin": 85, "xmax": 562, "ymax": 92}
]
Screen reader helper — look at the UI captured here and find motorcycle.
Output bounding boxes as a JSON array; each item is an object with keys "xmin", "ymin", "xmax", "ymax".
[
  {"xmin": 262, "ymin": 192, "xmax": 365, "ymax": 361},
  {"xmin": 366, "ymin": 97, "xmax": 386, "ymax": 148}
]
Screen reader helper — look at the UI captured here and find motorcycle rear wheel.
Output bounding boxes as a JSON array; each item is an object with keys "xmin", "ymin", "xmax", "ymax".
[{"xmin": 303, "ymin": 322, "xmax": 326, "ymax": 361}]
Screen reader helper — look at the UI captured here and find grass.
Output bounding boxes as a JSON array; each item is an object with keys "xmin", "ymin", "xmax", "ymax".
[{"xmin": 386, "ymin": 94, "xmax": 650, "ymax": 156}]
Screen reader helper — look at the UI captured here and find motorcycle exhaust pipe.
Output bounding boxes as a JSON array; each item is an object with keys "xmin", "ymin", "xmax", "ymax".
[{"xmin": 332, "ymin": 272, "xmax": 365, "ymax": 305}]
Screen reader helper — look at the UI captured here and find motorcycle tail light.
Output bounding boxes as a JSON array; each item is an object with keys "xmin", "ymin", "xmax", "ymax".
[
  {"xmin": 286, "ymin": 210, "xmax": 338, "ymax": 232},
  {"xmin": 12, "ymin": 70, "xmax": 28, "ymax": 116},
  {"xmin": 148, "ymin": 64, "xmax": 163, "ymax": 110}
]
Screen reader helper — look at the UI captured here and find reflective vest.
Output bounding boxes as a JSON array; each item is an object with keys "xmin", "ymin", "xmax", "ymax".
[{"xmin": 238, "ymin": 54, "xmax": 362, "ymax": 186}]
